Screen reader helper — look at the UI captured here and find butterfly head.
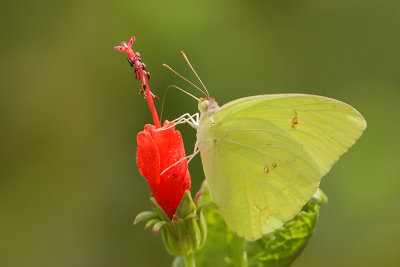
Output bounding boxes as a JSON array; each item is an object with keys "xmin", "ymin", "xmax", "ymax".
[{"xmin": 198, "ymin": 97, "xmax": 219, "ymax": 115}]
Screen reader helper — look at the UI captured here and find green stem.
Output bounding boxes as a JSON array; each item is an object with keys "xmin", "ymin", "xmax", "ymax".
[{"xmin": 184, "ymin": 254, "xmax": 196, "ymax": 267}]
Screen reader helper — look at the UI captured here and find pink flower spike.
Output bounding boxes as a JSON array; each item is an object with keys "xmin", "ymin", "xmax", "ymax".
[
  {"xmin": 114, "ymin": 36, "xmax": 161, "ymax": 127},
  {"xmin": 115, "ymin": 38, "xmax": 136, "ymax": 61},
  {"xmin": 128, "ymin": 36, "xmax": 136, "ymax": 46}
]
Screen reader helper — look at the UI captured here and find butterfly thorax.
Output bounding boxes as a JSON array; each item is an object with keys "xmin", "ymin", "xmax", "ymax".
[{"xmin": 197, "ymin": 98, "xmax": 220, "ymax": 152}]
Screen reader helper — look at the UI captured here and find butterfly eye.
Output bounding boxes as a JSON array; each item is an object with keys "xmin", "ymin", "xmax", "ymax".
[{"xmin": 199, "ymin": 100, "xmax": 209, "ymax": 112}]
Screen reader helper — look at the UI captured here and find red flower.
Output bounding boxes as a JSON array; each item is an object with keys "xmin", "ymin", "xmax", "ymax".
[
  {"xmin": 115, "ymin": 36, "xmax": 191, "ymax": 219},
  {"xmin": 137, "ymin": 121, "xmax": 191, "ymax": 219}
]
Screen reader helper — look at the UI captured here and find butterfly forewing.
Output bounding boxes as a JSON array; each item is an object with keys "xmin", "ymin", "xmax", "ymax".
[{"xmin": 198, "ymin": 94, "xmax": 366, "ymax": 240}]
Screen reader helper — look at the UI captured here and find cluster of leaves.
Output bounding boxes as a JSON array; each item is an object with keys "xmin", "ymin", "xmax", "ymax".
[
  {"xmin": 172, "ymin": 183, "xmax": 327, "ymax": 267},
  {"xmin": 135, "ymin": 191, "xmax": 207, "ymax": 257}
]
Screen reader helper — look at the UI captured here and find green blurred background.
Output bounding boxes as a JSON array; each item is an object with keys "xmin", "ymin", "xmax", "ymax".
[{"xmin": 1, "ymin": 0, "xmax": 399, "ymax": 266}]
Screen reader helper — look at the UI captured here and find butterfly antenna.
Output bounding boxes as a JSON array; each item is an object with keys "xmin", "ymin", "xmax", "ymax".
[
  {"xmin": 180, "ymin": 51, "xmax": 209, "ymax": 97},
  {"xmin": 160, "ymin": 85, "xmax": 199, "ymax": 122},
  {"xmin": 163, "ymin": 64, "xmax": 208, "ymax": 97}
]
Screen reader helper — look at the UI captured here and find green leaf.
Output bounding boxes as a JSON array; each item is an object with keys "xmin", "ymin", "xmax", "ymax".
[
  {"xmin": 150, "ymin": 197, "xmax": 171, "ymax": 222},
  {"xmin": 176, "ymin": 182, "xmax": 327, "ymax": 267},
  {"xmin": 145, "ymin": 218, "xmax": 160, "ymax": 229},
  {"xmin": 134, "ymin": 211, "xmax": 157, "ymax": 224},
  {"xmin": 175, "ymin": 190, "xmax": 196, "ymax": 220},
  {"xmin": 153, "ymin": 221, "xmax": 168, "ymax": 235},
  {"xmin": 246, "ymin": 188, "xmax": 327, "ymax": 267}
]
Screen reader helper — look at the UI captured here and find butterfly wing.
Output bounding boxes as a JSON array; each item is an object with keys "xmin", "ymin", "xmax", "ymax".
[{"xmin": 197, "ymin": 94, "xmax": 366, "ymax": 240}]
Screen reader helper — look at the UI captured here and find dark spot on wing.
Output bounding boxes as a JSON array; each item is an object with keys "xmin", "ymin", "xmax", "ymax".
[
  {"xmin": 292, "ymin": 111, "xmax": 299, "ymax": 128},
  {"xmin": 272, "ymin": 163, "xmax": 277, "ymax": 168},
  {"xmin": 264, "ymin": 166, "xmax": 269, "ymax": 174}
]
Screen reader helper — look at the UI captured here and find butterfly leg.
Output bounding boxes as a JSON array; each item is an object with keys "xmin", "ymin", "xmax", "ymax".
[
  {"xmin": 172, "ymin": 113, "xmax": 192, "ymax": 123},
  {"xmin": 160, "ymin": 148, "xmax": 200, "ymax": 175},
  {"xmin": 172, "ymin": 112, "xmax": 200, "ymax": 128},
  {"xmin": 158, "ymin": 113, "xmax": 197, "ymax": 131},
  {"xmin": 187, "ymin": 142, "xmax": 200, "ymax": 164},
  {"xmin": 159, "ymin": 114, "xmax": 200, "ymax": 175}
]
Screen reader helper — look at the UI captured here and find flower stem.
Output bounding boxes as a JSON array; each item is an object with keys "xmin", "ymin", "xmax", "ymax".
[
  {"xmin": 184, "ymin": 254, "xmax": 196, "ymax": 267},
  {"xmin": 140, "ymin": 72, "xmax": 161, "ymax": 128}
]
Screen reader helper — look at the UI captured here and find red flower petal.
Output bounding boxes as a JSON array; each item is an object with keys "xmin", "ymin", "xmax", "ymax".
[
  {"xmin": 137, "ymin": 130, "xmax": 160, "ymax": 194},
  {"xmin": 136, "ymin": 121, "xmax": 191, "ymax": 219}
]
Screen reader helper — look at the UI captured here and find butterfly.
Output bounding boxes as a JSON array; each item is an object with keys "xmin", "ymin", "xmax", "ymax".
[{"xmin": 164, "ymin": 53, "xmax": 367, "ymax": 241}]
